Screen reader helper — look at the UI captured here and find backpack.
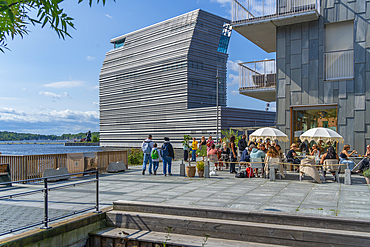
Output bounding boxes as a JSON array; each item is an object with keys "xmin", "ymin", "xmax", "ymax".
[
  {"xmin": 151, "ymin": 149, "xmax": 159, "ymax": 160},
  {"xmin": 235, "ymin": 170, "xmax": 246, "ymax": 178},
  {"xmin": 142, "ymin": 140, "xmax": 152, "ymax": 154},
  {"xmin": 162, "ymin": 144, "xmax": 169, "ymax": 157},
  {"xmin": 246, "ymin": 167, "xmax": 254, "ymax": 178}
]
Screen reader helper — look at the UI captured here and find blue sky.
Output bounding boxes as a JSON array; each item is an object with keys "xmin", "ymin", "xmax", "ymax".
[{"xmin": 0, "ymin": 0, "xmax": 275, "ymax": 135}]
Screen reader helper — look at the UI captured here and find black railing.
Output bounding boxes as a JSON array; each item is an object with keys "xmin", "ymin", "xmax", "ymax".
[{"xmin": 0, "ymin": 170, "xmax": 100, "ymax": 236}]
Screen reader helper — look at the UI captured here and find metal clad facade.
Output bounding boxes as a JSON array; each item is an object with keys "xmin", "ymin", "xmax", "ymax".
[{"xmin": 100, "ymin": 9, "xmax": 276, "ymax": 148}]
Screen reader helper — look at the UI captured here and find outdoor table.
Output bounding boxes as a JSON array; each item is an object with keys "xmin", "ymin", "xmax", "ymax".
[{"xmin": 348, "ymin": 156, "xmax": 367, "ymax": 171}]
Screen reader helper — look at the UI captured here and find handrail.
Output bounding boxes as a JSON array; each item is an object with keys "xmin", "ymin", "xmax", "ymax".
[{"xmin": 0, "ymin": 170, "xmax": 100, "ymax": 236}]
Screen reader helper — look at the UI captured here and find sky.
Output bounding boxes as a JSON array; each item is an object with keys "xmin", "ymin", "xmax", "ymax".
[{"xmin": 0, "ymin": 0, "xmax": 276, "ymax": 135}]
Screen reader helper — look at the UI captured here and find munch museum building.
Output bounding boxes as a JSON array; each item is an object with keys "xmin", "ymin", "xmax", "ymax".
[{"xmin": 99, "ymin": 9, "xmax": 276, "ymax": 148}]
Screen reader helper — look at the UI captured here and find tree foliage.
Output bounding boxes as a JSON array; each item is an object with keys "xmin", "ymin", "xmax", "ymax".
[
  {"xmin": 0, "ymin": 131, "xmax": 99, "ymax": 141},
  {"xmin": 0, "ymin": 0, "xmax": 114, "ymax": 52}
]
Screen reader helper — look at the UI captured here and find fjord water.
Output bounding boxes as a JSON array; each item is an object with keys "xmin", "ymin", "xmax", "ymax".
[{"xmin": 0, "ymin": 141, "xmax": 102, "ymax": 155}]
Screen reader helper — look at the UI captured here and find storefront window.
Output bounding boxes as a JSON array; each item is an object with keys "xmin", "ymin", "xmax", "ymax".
[{"xmin": 291, "ymin": 105, "xmax": 337, "ymax": 143}]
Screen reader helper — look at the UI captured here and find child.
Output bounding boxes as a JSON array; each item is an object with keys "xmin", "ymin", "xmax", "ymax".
[{"xmin": 151, "ymin": 143, "xmax": 162, "ymax": 175}]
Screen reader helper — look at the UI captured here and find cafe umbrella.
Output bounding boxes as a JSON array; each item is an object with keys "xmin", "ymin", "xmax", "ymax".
[
  {"xmin": 249, "ymin": 127, "xmax": 289, "ymax": 143},
  {"xmin": 299, "ymin": 127, "xmax": 344, "ymax": 144}
]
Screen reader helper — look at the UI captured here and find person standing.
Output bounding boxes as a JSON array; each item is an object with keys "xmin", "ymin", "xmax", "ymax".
[
  {"xmin": 238, "ymin": 134, "xmax": 247, "ymax": 157},
  {"xmin": 141, "ymin": 134, "xmax": 154, "ymax": 175},
  {"xmin": 206, "ymin": 136, "xmax": 214, "ymax": 153},
  {"xmin": 161, "ymin": 137, "xmax": 174, "ymax": 176},
  {"xmin": 229, "ymin": 135, "xmax": 237, "ymax": 173},
  {"xmin": 183, "ymin": 141, "xmax": 189, "ymax": 162},
  {"xmin": 151, "ymin": 143, "xmax": 162, "ymax": 175},
  {"xmin": 191, "ymin": 137, "xmax": 198, "ymax": 162}
]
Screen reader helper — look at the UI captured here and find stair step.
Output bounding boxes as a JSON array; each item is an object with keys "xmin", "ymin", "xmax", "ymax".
[
  {"xmin": 106, "ymin": 210, "xmax": 370, "ymax": 247},
  {"xmin": 89, "ymin": 227, "xmax": 287, "ymax": 247},
  {"xmin": 113, "ymin": 200, "xmax": 370, "ymax": 233}
]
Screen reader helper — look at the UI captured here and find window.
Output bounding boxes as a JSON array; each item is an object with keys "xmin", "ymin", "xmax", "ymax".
[
  {"xmin": 324, "ymin": 21, "xmax": 353, "ymax": 80},
  {"xmin": 217, "ymin": 23, "xmax": 232, "ymax": 54},
  {"xmin": 114, "ymin": 38, "xmax": 126, "ymax": 49}
]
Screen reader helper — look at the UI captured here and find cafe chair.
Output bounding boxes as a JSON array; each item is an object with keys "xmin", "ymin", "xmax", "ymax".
[
  {"xmin": 265, "ymin": 158, "xmax": 282, "ymax": 180},
  {"xmin": 208, "ymin": 154, "xmax": 219, "ymax": 171},
  {"xmin": 323, "ymin": 159, "xmax": 340, "ymax": 183},
  {"xmin": 250, "ymin": 157, "xmax": 264, "ymax": 178}
]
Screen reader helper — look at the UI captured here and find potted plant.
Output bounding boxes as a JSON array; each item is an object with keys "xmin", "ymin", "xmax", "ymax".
[
  {"xmin": 363, "ymin": 168, "xmax": 370, "ymax": 184},
  {"xmin": 196, "ymin": 161, "xmax": 205, "ymax": 177},
  {"xmin": 182, "ymin": 135, "xmax": 192, "ymax": 162}
]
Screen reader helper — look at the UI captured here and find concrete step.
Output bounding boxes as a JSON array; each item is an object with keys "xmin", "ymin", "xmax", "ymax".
[
  {"xmin": 113, "ymin": 200, "xmax": 370, "ymax": 233},
  {"xmin": 88, "ymin": 227, "xmax": 285, "ymax": 247},
  {"xmin": 106, "ymin": 210, "xmax": 370, "ymax": 247}
]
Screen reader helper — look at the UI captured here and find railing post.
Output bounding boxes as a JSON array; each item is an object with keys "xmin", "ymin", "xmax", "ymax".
[
  {"xmin": 95, "ymin": 170, "xmax": 101, "ymax": 213},
  {"xmin": 41, "ymin": 178, "xmax": 51, "ymax": 229}
]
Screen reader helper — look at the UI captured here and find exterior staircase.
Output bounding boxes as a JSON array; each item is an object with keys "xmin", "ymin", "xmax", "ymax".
[{"xmin": 87, "ymin": 200, "xmax": 370, "ymax": 246}]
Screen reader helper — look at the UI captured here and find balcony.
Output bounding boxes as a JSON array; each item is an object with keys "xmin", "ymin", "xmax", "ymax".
[
  {"xmin": 239, "ymin": 59, "xmax": 276, "ymax": 102},
  {"xmin": 231, "ymin": 0, "xmax": 320, "ymax": 52}
]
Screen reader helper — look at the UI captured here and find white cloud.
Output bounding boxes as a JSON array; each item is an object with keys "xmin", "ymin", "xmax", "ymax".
[
  {"xmin": 86, "ymin": 56, "xmax": 96, "ymax": 61},
  {"xmin": 230, "ymin": 90, "xmax": 239, "ymax": 95},
  {"xmin": 43, "ymin": 81, "xmax": 85, "ymax": 88},
  {"xmin": 228, "ymin": 74, "xmax": 239, "ymax": 86},
  {"xmin": 105, "ymin": 14, "xmax": 113, "ymax": 19},
  {"xmin": 93, "ymin": 102, "xmax": 99, "ymax": 107},
  {"xmin": 91, "ymin": 85, "xmax": 99, "ymax": 90},
  {"xmin": 0, "ymin": 108, "xmax": 99, "ymax": 124},
  {"xmin": 21, "ymin": 87, "xmax": 26, "ymax": 91},
  {"xmin": 227, "ymin": 60, "xmax": 243, "ymax": 73},
  {"xmin": 39, "ymin": 91, "xmax": 71, "ymax": 99},
  {"xmin": 210, "ymin": 0, "xmax": 230, "ymax": 7}
]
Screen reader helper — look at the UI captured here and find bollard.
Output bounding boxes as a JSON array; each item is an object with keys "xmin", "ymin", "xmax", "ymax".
[
  {"xmin": 205, "ymin": 160, "xmax": 210, "ymax": 178},
  {"xmin": 180, "ymin": 159, "xmax": 185, "ymax": 176},
  {"xmin": 269, "ymin": 167, "xmax": 275, "ymax": 181},
  {"xmin": 344, "ymin": 168, "xmax": 351, "ymax": 185}
]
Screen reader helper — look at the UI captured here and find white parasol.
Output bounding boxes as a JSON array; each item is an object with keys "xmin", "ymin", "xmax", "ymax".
[
  {"xmin": 299, "ymin": 127, "xmax": 344, "ymax": 144},
  {"xmin": 249, "ymin": 127, "xmax": 289, "ymax": 142}
]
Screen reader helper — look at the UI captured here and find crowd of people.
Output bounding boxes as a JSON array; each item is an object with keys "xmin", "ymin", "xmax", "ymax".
[{"xmin": 140, "ymin": 133, "xmax": 370, "ymax": 179}]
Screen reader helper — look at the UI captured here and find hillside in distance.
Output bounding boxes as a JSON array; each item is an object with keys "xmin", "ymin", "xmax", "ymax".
[{"xmin": 0, "ymin": 131, "xmax": 99, "ymax": 141}]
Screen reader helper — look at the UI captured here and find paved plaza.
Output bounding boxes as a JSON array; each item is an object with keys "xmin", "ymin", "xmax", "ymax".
[{"xmin": 1, "ymin": 160, "xmax": 370, "ymax": 238}]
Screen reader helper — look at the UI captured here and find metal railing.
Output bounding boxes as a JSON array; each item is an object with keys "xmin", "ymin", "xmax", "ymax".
[
  {"xmin": 324, "ymin": 50, "xmax": 354, "ymax": 81},
  {"xmin": 0, "ymin": 170, "xmax": 100, "ymax": 236},
  {"xmin": 239, "ymin": 59, "xmax": 276, "ymax": 89},
  {"xmin": 232, "ymin": 0, "xmax": 320, "ymax": 23}
]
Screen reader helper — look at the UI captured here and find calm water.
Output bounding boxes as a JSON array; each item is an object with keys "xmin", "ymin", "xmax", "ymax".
[{"xmin": 0, "ymin": 141, "xmax": 102, "ymax": 155}]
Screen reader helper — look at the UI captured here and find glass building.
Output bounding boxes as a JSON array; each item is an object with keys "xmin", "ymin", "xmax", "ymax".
[{"xmin": 99, "ymin": 9, "xmax": 276, "ymax": 148}]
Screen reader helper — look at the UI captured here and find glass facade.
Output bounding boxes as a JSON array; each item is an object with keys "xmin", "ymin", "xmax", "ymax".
[
  {"xmin": 217, "ymin": 23, "xmax": 232, "ymax": 53},
  {"xmin": 291, "ymin": 106, "xmax": 337, "ymax": 143},
  {"xmin": 114, "ymin": 38, "xmax": 126, "ymax": 49}
]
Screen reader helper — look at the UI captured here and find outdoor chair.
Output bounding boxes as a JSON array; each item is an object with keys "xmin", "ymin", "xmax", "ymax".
[
  {"xmin": 208, "ymin": 154, "xmax": 219, "ymax": 172},
  {"xmin": 266, "ymin": 158, "xmax": 282, "ymax": 180},
  {"xmin": 250, "ymin": 157, "xmax": 264, "ymax": 178},
  {"xmin": 323, "ymin": 159, "xmax": 340, "ymax": 183}
]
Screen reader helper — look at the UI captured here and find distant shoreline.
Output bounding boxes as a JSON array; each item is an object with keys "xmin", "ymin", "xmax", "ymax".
[{"xmin": 0, "ymin": 142, "xmax": 64, "ymax": 145}]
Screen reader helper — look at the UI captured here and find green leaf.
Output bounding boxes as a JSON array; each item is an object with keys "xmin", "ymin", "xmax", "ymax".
[{"xmin": 7, "ymin": 8, "xmax": 14, "ymax": 23}]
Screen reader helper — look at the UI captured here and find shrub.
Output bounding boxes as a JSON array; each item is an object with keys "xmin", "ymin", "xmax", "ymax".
[
  {"xmin": 128, "ymin": 148, "xmax": 143, "ymax": 165},
  {"xmin": 92, "ymin": 136, "xmax": 98, "ymax": 142},
  {"xmin": 363, "ymin": 168, "xmax": 370, "ymax": 178},
  {"xmin": 196, "ymin": 161, "xmax": 205, "ymax": 171}
]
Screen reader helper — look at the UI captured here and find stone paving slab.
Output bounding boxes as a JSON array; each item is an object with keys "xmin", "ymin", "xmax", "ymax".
[{"xmin": 1, "ymin": 160, "xmax": 370, "ymax": 238}]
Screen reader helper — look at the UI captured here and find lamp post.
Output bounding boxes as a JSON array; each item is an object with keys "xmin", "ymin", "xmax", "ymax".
[{"xmin": 216, "ymin": 70, "xmax": 220, "ymax": 143}]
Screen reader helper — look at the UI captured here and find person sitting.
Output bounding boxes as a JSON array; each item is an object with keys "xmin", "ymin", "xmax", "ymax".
[
  {"xmin": 286, "ymin": 143, "xmax": 300, "ymax": 164},
  {"xmin": 259, "ymin": 144, "xmax": 267, "ymax": 154},
  {"xmin": 264, "ymin": 146, "xmax": 285, "ymax": 178},
  {"xmin": 320, "ymin": 146, "xmax": 340, "ymax": 180},
  {"xmin": 240, "ymin": 147, "xmax": 250, "ymax": 162},
  {"xmin": 249, "ymin": 144, "xmax": 266, "ymax": 176},
  {"xmin": 275, "ymin": 144, "xmax": 284, "ymax": 160},
  {"xmin": 310, "ymin": 144, "xmax": 320, "ymax": 157},
  {"xmin": 298, "ymin": 139, "xmax": 309, "ymax": 153},
  {"xmin": 208, "ymin": 144, "xmax": 221, "ymax": 170},
  {"xmin": 340, "ymin": 145, "xmax": 356, "ymax": 170},
  {"xmin": 355, "ymin": 145, "xmax": 370, "ymax": 173}
]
